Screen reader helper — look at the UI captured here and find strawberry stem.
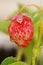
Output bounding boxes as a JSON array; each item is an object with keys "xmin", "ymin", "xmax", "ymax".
[
  {"xmin": 16, "ymin": 47, "xmax": 23, "ymax": 61},
  {"xmin": 32, "ymin": 18, "xmax": 43, "ymax": 65},
  {"xmin": 18, "ymin": 4, "xmax": 43, "ymax": 13}
]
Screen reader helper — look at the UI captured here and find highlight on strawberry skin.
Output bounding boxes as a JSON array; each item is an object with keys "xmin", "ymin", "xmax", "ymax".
[{"xmin": 8, "ymin": 13, "xmax": 34, "ymax": 48}]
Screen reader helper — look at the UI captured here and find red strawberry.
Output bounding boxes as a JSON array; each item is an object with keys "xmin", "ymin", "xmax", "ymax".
[{"xmin": 8, "ymin": 14, "xmax": 34, "ymax": 48}]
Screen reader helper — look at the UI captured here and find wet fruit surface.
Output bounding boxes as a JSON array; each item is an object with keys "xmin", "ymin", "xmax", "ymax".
[{"xmin": 8, "ymin": 14, "xmax": 34, "ymax": 48}]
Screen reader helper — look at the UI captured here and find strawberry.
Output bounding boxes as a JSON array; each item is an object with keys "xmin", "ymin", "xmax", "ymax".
[{"xmin": 8, "ymin": 14, "xmax": 34, "ymax": 48}]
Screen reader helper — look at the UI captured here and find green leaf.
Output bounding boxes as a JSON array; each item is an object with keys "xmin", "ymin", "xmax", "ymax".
[
  {"xmin": 33, "ymin": 10, "xmax": 42, "ymax": 23},
  {"xmin": 9, "ymin": 61, "xmax": 27, "ymax": 65},
  {"xmin": 0, "ymin": 20, "xmax": 11, "ymax": 34},
  {"xmin": 1, "ymin": 57, "xmax": 17, "ymax": 65}
]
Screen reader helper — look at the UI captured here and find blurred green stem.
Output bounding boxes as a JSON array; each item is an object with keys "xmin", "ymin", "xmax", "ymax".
[
  {"xmin": 16, "ymin": 47, "xmax": 23, "ymax": 61},
  {"xmin": 18, "ymin": 4, "xmax": 42, "ymax": 13},
  {"xmin": 32, "ymin": 18, "xmax": 43, "ymax": 65}
]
